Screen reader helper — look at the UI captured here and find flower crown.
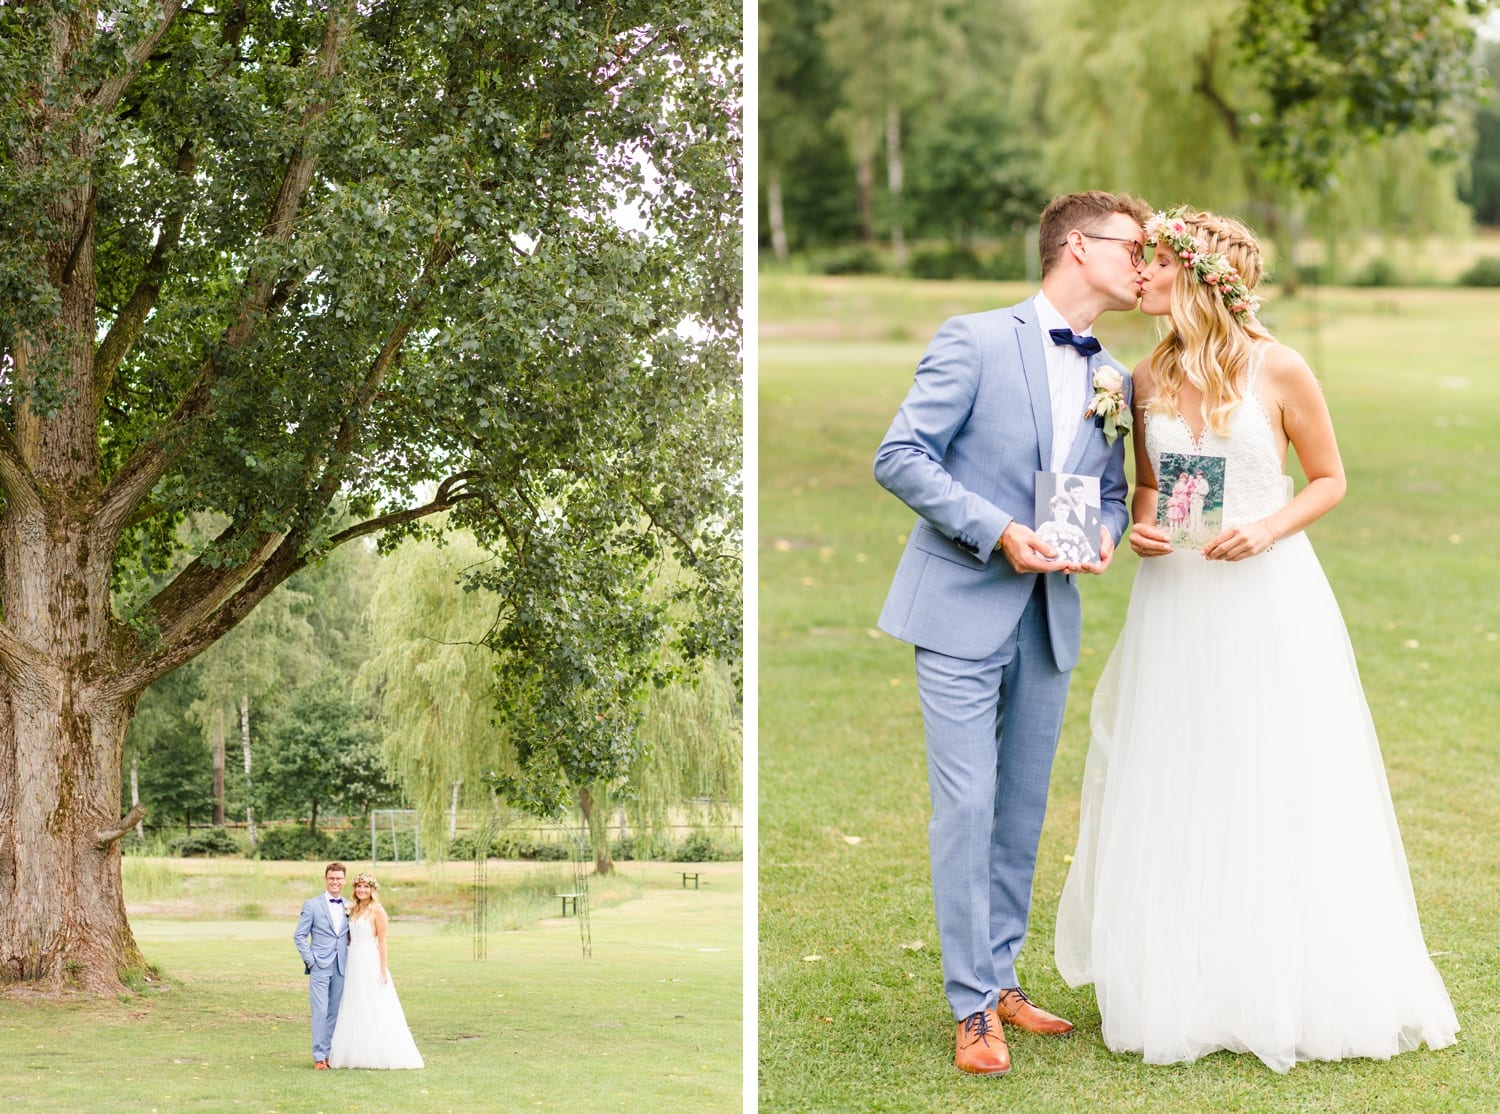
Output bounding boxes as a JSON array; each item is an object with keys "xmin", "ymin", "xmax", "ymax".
[
  {"xmin": 1143, "ymin": 208, "xmax": 1260, "ymax": 323},
  {"xmin": 352, "ymin": 872, "xmax": 380, "ymax": 892}
]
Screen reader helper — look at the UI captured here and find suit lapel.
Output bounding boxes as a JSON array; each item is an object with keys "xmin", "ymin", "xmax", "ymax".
[{"xmin": 1013, "ymin": 299, "xmax": 1053, "ymax": 470}]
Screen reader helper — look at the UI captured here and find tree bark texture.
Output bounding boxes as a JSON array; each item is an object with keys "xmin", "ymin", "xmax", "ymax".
[{"xmin": 0, "ymin": 558, "xmax": 145, "ymax": 991}]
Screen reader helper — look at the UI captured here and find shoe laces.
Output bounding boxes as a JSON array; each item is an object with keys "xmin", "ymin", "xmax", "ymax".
[
  {"xmin": 996, "ymin": 988, "xmax": 1032, "ymax": 1011},
  {"xmin": 961, "ymin": 1009, "xmax": 1000, "ymax": 1046}
]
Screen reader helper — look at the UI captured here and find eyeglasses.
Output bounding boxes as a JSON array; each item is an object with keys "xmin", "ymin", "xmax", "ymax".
[{"xmin": 1062, "ymin": 232, "xmax": 1144, "ymax": 266}]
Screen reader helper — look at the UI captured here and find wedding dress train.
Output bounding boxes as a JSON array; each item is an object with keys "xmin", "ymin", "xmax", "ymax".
[
  {"xmin": 1055, "ymin": 354, "xmax": 1458, "ymax": 1072},
  {"xmin": 328, "ymin": 915, "xmax": 424, "ymax": 1069}
]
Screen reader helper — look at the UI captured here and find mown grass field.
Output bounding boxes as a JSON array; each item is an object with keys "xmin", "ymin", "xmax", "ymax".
[
  {"xmin": 1, "ymin": 859, "xmax": 741, "ymax": 1113},
  {"xmin": 758, "ymin": 274, "xmax": 1500, "ymax": 1112}
]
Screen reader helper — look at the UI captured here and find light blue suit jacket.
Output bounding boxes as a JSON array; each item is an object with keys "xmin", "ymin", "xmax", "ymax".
[
  {"xmin": 874, "ymin": 298, "xmax": 1130, "ymax": 670},
  {"xmin": 294, "ymin": 894, "xmax": 350, "ymax": 976}
]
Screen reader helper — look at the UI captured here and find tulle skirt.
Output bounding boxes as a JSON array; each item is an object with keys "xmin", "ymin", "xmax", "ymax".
[
  {"xmin": 1055, "ymin": 534, "xmax": 1458, "ymax": 1072},
  {"xmin": 329, "ymin": 941, "xmax": 424, "ymax": 1069}
]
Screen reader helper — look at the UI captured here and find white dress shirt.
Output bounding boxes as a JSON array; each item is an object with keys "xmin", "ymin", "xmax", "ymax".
[
  {"xmin": 326, "ymin": 893, "xmax": 346, "ymax": 932},
  {"xmin": 1033, "ymin": 290, "xmax": 1092, "ymax": 473}
]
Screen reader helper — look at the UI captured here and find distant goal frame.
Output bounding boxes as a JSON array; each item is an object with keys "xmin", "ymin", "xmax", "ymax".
[{"xmin": 369, "ymin": 809, "xmax": 422, "ymax": 864}]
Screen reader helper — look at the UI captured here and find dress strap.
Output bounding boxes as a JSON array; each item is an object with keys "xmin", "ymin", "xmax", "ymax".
[{"xmin": 1244, "ymin": 343, "xmax": 1268, "ymax": 392}]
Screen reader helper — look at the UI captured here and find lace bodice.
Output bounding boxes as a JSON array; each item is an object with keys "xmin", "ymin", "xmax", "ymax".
[{"xmin": 1144, "ymin": 350, "xmax": 1293, "ymax": 527}]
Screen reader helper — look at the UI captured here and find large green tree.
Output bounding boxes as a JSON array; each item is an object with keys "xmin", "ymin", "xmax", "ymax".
[{"xmin": 0, "ymin": 0, "xmax": 740, "ymax": 993}]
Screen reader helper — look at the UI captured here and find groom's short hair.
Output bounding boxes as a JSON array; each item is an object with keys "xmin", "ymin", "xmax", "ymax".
[
  {"xmin": 325, "ymin": 862, "xmax": 347, "ymax": 877},
  {"xmin": 1038, "ymin": 191, "xmax": 1151, "ymax": 276}
]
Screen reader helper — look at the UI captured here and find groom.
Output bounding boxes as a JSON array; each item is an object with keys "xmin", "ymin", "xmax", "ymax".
[
  {"xmin": 874, "ymin": 190, "xmax": 1147, "ymax": 1075},
  {"xmin": 293, "ymin": 862, "xmax": 351, "ymax": 1069}
]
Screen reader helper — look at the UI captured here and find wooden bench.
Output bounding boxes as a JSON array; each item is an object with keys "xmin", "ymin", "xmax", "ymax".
[
  {"xmin": 557, "ymin": 892, "xmax": 582, "ymax": 916},
  {"xmin": 679, "ymin": 871, "xmax": 701, "ymax": 890}
]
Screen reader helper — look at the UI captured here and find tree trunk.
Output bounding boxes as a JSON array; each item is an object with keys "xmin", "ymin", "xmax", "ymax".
[
  {"xmin": 130, "ymin": 752, "xmax": 144, "ymax": 840},
  {"xmin": 885, "ymin": 103, "xmax": 906, "ymax": 273},
  {"xmin": 767, "ymin": 171, "xmax": 789, "ymax": 263},
  {"xmin": 0, "ymin": 537, "xmax": 146, "ymax": 992},
  {"xmin": 240, "ymin": 693, "xmax": 255, "ymax": 847},
  {"xmin": 448, "ymin": 780, "xmax": 460, "ymax": 840},
  {"xmin": 856, "ymin": 146, "xmax": 875, "ymax": 244},
  {"xmin": 211, "ymin": 705, "xmax": 226, "ymax": 827},
  {"xmin": 577, "ymin": 786, "xmax": 614, "ymax": 875}
]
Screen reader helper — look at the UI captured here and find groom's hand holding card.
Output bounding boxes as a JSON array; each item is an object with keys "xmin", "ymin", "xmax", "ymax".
[{"xmin": 1033, "ymin": 471, "xmax": 1102, "ymax": 572}]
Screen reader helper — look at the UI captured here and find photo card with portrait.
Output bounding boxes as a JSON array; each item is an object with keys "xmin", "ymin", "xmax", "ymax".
[
  {"xmin": 1155, "ymin": 451, "xmax": 1227, "ymax": 550},
  {"xmin": 1034, "ymin": 470, "xmax": 1101, "ymax": 564}
]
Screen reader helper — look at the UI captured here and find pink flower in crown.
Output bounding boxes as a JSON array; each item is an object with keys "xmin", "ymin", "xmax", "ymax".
[
  {"xmin": 1169, "ymin": 219, "xmax": 1187, "ymax": 235},
  {"xmin": 1205, "ymin": 271, "xmax": 1220, "ymax": 285}
]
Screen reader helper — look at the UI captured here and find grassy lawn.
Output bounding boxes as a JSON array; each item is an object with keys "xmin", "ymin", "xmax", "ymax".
[
  {"xmin": 758, "ymin": 274, "xmax": 1500, "ymax": 1112},
  {"xmin": 1, "ymin": 860, "xmax": 741, "ymax": 1112}
]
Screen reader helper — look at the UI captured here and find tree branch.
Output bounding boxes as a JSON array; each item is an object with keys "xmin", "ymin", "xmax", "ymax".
[
  {"xmin": 93, "ymin": 5, "xmax": 354, "ymax": 541},
  {"xmin": 322, "ymin": 473, "xmax": 482, "ymax": 549},
  {"xmin": 136, "ymin": 524, "xmax": 285, "ymax": 654},
  {"xmin": 113, "ymin": 475, "xmax": 476, "ymax": 697},
  {"xmin": 0, "ymin": 617, "xmax": 56, "ymax": 696},
  {"xmin": 93, "ymin": 140, "xmax": 196, "ymax": 408},
  {"xmin": 89, "ymin": 1, "xmax": 187, "ymax": 114},
  {"xmin": 1194, "ymin": 38, "xmax": 1242, "ymax": 146},
  {"xmin": 0, "ymin": 425, "xmax": 45, "ymax": 517},
  {"xmin": 95, "ymin": 804, "xmax": 148, "ymax": 848}
]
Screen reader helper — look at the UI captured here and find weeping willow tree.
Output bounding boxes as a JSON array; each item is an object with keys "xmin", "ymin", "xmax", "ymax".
[
  {"xmin": 627, "ymin": 660, "xmax": 740, "ymax": 841},
  {"xmin": 1016, "ymin": 0, "xmax": 1488, "ymax": 280},
  {"xmin": 362, "ymin": 530, "xmax": 741, "ymax": 874},
  {"xmin": 360, "ymin": 529, "xmax": 514, "ymax": 840}
]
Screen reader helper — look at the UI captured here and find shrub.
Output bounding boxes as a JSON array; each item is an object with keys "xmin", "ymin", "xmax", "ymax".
[
  {"xmin": 674, "ymin": 830, "xmax": 742, "ymax": 863},
  {"xmin": 610, "ymin": 834, "xmax": 673, "ymax": 862},
  {"xmin": 909, "ymin": 245, "xmax": 985, "ymax": 280},
  {"xmin": 812, "ymin": 246, "xmax": 884, "ymax": 276},
  {"xmin": 1350, "ymin": 258, "xmax": 1398, "ymax": 288},
  {"xmin": 325, "ymin": 826, "xmax": 423, "ymax": 862},
  {"xmin": 168, "ymin": 827, "xmax": 243, "ymax": 858},
  {"xmin": 1458, "ymin": 257, "xmax": 1500, "ymax": 287},
  {"xmin": 447, "ymin": 833, "xmax": 480, "ymax": 860},
  {"xmin": 254, "ymin": 825, "xmax": 330, "ymax": 861}
]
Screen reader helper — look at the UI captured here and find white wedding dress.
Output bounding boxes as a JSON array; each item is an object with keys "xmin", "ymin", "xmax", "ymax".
[
  {"xmin": 1055, "ymin": 353, "xmax": 1458, "ymax": 1072},
  {"xmin": 328, "ymin": 915, "xmax": 424, "ymax": 1069}
]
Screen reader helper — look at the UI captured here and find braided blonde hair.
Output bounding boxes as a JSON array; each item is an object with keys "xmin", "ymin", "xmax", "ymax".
[{"xmin": 1146, "ymin": 209, "xmax": 1273, "ymax": 436}]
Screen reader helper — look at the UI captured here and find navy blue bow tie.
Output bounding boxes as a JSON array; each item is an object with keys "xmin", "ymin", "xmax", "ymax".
[
  {"xmin": 1049, "ymin": 328, "xmax": 1101, "ymax": 357},
  {"xmin": 329, "ymin": 897, "xmax": 343, "ymax": 904}
]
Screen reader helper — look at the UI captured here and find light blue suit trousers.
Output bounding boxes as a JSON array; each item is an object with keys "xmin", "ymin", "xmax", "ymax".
[
  {"xmin": 294, "ymin": 896, "xmax": 350, "ymax": 1061},
  {"xmin": 874, "ymin": 298, "xmax": 1130, "ymax": 1020}
]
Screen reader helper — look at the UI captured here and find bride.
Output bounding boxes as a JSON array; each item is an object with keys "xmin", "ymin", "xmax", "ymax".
[
  {"xmin": 1054, "ymin": 207, "xmax": 1458, "ymax": 1073},
  {"xmin": 328, "ymin": 872, "xmax": 424, "ymax": 1070}
]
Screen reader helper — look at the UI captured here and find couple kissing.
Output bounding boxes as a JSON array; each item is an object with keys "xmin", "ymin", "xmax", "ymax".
[{"xmin": 874, "ymin": 191, "xmax": 1458, "ymax": 1076}]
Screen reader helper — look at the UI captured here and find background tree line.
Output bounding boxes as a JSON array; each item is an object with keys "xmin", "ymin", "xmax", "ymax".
[
  {"xmin": 761, "ymin": 0, "xmax": 1500, "ymax": 285},
  {"xmin": 122, "ymin": 522, "xmax": 742, "ymax": 870}
]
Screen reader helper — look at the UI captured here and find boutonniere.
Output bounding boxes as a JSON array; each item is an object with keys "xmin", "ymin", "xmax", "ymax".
[{"xmin": 1084, "ymin": 365, "xmax": 1131, "ymax": 445}]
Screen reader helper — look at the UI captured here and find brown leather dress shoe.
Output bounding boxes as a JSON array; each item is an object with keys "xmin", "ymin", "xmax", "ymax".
[
  {"xmin": 995, "ymin": 988, "xmax": 1074, "ymax": 1035},
  {"xmin": 954, "ymin": 1008, "xmax": 1011, "ymax": 1075}
]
